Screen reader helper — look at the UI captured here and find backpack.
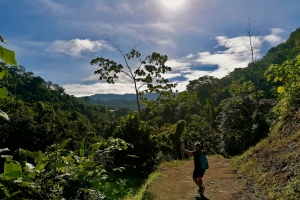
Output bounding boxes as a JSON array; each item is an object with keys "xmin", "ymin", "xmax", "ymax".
[{"xmin": 200, "ymin": 153, "xmax": 209, "ymax": 169}]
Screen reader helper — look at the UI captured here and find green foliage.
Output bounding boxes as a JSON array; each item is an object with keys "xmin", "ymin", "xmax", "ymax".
[
  {"xmin": 0, "ymin": 34, "xmax": 17, "ymax": 120},
  {"xmin": 0, "ymin": 35, "xmax": 17, "ymax": 66},
  {"xmin": 186, "ymin": 75, "xmax": 223, "ymax": 106},
  {"xmin": 169, "ymin": 120, "xmax": 185, "ymax": 158},
  {"xmin": 228, "ymin": 81, "xmax": 255, "ymax": 97},
  {"xmin": 219, "ymin": 96, "xmax": 276, "ymax": 156},
  {"xmin": 0, "ymin": 138, "xmax": 131, "ymax": 199},
  {"xmin": 113, "ymin": 112, "xmax": 158, "ymax": 172},
  {"xmin": 264, "ymin": 55, "xmax": 300, "ymax": 118}
]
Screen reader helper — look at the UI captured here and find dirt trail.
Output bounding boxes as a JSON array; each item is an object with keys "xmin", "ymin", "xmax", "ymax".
[{"xmin": 145, "ymin": 156, "xmax": 264, "ymax": 200}]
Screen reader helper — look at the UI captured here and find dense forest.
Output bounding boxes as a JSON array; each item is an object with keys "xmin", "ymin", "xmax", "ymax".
[{"xmin": 0, "ymin": 27, "xmax": 300, "ymax": 199}]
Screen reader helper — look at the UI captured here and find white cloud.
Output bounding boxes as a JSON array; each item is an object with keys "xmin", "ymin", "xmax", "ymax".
[
  {"xmin": 193, "ymin": 28, "xmax": 284, "ymax": 78},
  {"xmin": 46, "ymin": 39, "xmax": 107, "ymax": 57},
  {"xmin": 264, "ymin": 28, "xmax": 285, "ymax": 46},
  {"xmin": 162, "ymin": 73, "xmax": 182, "ymax": 79},
  {"xmin": 174, "ymin": 80, "xmax": 189, "ymax": 92},
  {"xmin": 166, "ymin": 59, "xmax": 190, "ymax": 70},
  {"xmin": 185, "ymin": 54, "xmax": 195, "ymax": 59},
  {"xmin": 148, "ymin": 37, "xmax": 177, "ymax": 48},
  {"xmin": 63, "ymin": 83, "xmax": 137, "ymax": 97}
]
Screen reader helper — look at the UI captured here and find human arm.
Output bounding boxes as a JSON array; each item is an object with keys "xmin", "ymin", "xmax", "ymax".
[{"xmin": 180, "ymin": 145, "xmax": 193, "ymax": 156}]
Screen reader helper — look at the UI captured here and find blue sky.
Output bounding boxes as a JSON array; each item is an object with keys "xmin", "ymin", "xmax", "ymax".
[{"xmin": 1, "ymin": 0, "xmax": 299, "ymax": 97}]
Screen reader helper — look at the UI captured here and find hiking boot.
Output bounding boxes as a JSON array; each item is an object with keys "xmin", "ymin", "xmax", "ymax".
[
  {"xmin": 198, "ymin": 186, "xmax": 205, "ymax": 195},
  {"xmin": 198, "ymin": 188, "xmax": 201, "ymax": 194},
  {"xmin": 201, "ymin": 186, "xmax": 205, "ymax": 194}
]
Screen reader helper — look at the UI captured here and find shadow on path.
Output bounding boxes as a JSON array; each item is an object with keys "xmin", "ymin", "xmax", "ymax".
[{"xmin": 195, "ymin": 194, "xmax": 210, "ymax": 200}]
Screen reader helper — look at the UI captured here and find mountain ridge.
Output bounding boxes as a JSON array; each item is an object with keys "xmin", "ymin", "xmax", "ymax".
[{"xmin": 86, "ymin": 93, "xmax": 160, "ymax": 101}]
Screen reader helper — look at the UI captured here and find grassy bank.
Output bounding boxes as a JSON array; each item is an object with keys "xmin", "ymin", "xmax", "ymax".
[
  {"xmin": 124, "ymin": 160, "xmax": 185, "ymax": 200},
  {"xmin": 232, "ymin": 123, "xmax": 300, "ymax": 200}
]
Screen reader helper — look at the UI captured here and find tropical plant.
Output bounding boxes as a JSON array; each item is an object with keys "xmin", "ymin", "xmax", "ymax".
[
  {"xmin": 0, "ymin": 34, "xmax": 17, "ymax": 120},
  {"xmin": 112, "ymin": 112, "xmax": 158, "ymax": 172},
  {"xmin": 0, "ymin": 138, "xmax": 131, "ymax": 199},
  {"xmin": 264, "ymin": 54, "xmax": 300, "ymax": 118}
]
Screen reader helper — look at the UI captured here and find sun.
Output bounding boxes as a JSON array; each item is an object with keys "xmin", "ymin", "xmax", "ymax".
[{"xmin": 162, "ymin": 0, "xmax": 184, "ymax": 8}]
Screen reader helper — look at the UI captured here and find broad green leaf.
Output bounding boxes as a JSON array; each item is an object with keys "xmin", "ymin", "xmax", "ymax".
[
  {"xmin": 83, "ymin": 161, "xmax": 98, "ymax": 168},
  {"xmin": 0, "ymin": 46, "xmax": 17, "ymax": 66},
  {"xmin": 58, "ymin": 139, "xmax": 69, "ymax": 150},
  {"xmin": 91, "ymin": 141, "xmax": 102, "ymax": 156},
  {"xmin": 0, "ymin": 68, "xmax": 10, "ymax": 80},
  {"xmin": 0, "ymin": 88, "xmax": 11, "ymax": 99},
  {"xmin": 34, "ymin": 162, "xmax": 48, "ymax": 171},
  {"xmin": 25, "ymin": 172, "xmax": 36, "ymax": 179},
  {"xmin": 80, "ymin": 139, "xmax": 85, "ymax": 157},
  {"xmin": 3, "ymin": 161, "xmax": 23, "ymax": 178},
  {"xmin": 3, "ymin": 188, "xmax": 10, "ymax": 197},
  {"xmin": 0, "ymin": 70, "xmax": 4, "ymax": 80},
  {"xmin": 277, "ymin": 86, "xmax": 285, "ymax": 93},
  {"xmin": 24, "ymin": 164, "xmax": 32, "ymax": 172},
  {"xmin": 49, "ymin": 162, "xmax": 65, "ymax": 168},
  {"xmin": 25, "ymin": 150, "xmax": 46, "ymax": 163}
]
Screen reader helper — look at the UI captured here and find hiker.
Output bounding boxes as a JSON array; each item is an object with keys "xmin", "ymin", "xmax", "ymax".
[{"xmin": 181, "ymin": 142, "xmax": 207, "ymax": 195}]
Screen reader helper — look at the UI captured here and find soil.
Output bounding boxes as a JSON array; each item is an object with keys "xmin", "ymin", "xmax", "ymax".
[{"xmin": 145, "ymin": 156, "xmax": 265, "ymax": 200}]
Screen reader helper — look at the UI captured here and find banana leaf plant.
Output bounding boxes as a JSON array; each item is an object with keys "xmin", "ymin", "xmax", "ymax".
[{"xmin": 0, "ymin": 137, "xmax": 130, "ymax": 199}]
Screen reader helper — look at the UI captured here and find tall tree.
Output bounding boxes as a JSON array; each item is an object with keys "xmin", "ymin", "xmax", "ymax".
[{"xmin": 90, "ymin": 37, "xmax": 177, "ymax": 117}]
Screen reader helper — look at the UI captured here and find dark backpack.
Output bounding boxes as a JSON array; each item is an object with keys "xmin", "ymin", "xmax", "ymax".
[{"xmin": 200, "ymin": 153, "xmax": 209, "ymax": 169}]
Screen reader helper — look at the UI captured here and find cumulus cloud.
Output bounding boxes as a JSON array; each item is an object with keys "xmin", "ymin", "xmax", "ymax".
[
  {"xmin": 46, "ymin": 39, "xmax": 107, "ymax": 57},
  {"xmin": 194, "ymin": 28, "xmax": 284, "ymax": 78},
  {"xmin": 264, "ymin": 28, "xmax": 285, "ymax": 46},
  {"xmin": 185, "ymin": 54, "xmax": 195, "ymax": 59},
  {"xmin": 166, "ymin": 59, "xmax": 191, "ymax": 70},
  {"xmin": 196, "ymin": 36, "xmax": 261, "ymax": 71},
  {"xmin": 63, "ymin": 83, "xmax": 137, "ymax": 97}
]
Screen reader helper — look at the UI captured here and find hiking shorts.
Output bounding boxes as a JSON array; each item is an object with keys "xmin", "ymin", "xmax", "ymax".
[{"xmin": 193, "ymin": 168, "xmax": 205, "ymax": 178}]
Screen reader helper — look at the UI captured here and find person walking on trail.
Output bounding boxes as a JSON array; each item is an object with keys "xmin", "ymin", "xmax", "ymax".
[{"xmin": 181, "ymin": 142, "xmax": 207, "ymax": 195}]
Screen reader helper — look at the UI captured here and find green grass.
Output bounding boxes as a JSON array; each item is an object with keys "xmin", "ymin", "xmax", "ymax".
[
  {"xmin": 158, "ymin": 159, "xmax": 186, "ymax": 168},
  {"xmin": 123, "ymin": 172, "xmax": 161, "ymax": 200},
  {"xmin": 122, "ymin": 159, "xmax": 187, "ymax": 200}
]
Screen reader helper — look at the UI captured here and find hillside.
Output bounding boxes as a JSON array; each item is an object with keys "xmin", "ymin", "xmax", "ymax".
[{"xmin": 232, "ymin": 113, "xmax": 300, "ymax": 199}]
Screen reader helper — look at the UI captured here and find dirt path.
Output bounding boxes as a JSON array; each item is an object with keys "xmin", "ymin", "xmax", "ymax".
[{"xmin": 145, "ymin": 156, "xmax": 264, "ymax": 200}]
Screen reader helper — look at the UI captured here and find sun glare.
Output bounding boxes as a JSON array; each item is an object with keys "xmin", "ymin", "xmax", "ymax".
[{"xmin": 162, "ymin": 0, "xmax": 184, "ymax": 8}]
